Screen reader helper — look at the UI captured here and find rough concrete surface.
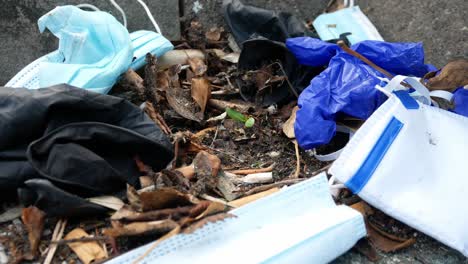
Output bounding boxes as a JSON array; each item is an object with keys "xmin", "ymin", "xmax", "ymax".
[{"xmin": 186, "ymin": 0, "xmax": 467, "ymax": 68}]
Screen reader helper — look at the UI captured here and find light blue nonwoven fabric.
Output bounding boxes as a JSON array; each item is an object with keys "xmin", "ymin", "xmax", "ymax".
[{"xmin": 37, "ymin": 5, "xmax": 133, "ymax": 94}]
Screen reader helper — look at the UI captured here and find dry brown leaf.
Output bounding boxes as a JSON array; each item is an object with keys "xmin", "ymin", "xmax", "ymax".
[
  {"xmin": 21, "ymin": 206, "xmax": 46, "ymax": 257},
  {"xmin": 183, "ymin": 213, "xmax": 235, "ymax": 234},
  {"xmin": 65, "ymin": 228, "xmax": 107, "ymax": 264},
  {"xmin": 191, "ymin": 77, "xmax": 211, "ymax": 113},
  {"xmin": 424, "ymin": 59, "xmax": 468, "ymax": 91},
  {"xmin": 350, "ymin": 201, "xmax": 414, "ymax": 253},
  {"xmin": 367, "ymin": 222, "xmax": 416, "ymax": 253},
  {"xmin": 205, "ymin": 27, "xmax": 223, "ymax": 41},
  {"xmin": 87, "ymin": 196, "xmax": 124, "ymax": 211},
  {"xmin": 354, "ymin": 239, "xmax": 380, "ymax": 262},
  {"xmin": 283, "ymin": 106, "xmax": 298, "ymax": 139},
  {"xmin": 140, "ymin": 188, "xmax": 195, "ymax": 212},
  {"xmin": 103, "ymin": 220, "xmax": 179, "ymax": 238},
  {"xmin": 228, "ymin": 188, "xmax": 279, "ymax": 208},
  {"xmin": 116, "ymin": 206, "xmax": 195, "ymax": 223},
  {"xmin": 188, "ymin": 57, "xmax": 208, "ymax": 77},
  {"xmin": 350, "ymin": 201, "xmax": 374, "ymax": 217},
  {"xmin": 194, "ymin": 151, "xmax": 221, "ymax": 178},
  {"xmin": 208, "ymin": 99, "xmax": 255, "ymax": 113},
  {"xmin": 191, "ymin": 151, "xmax": 222, "ymax": 196},
  {"xmin": 166, "ymin": 86, "xmax": 203, "ymax": 122}
]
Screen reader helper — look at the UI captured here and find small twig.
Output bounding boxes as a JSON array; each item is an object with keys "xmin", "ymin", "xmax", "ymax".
[
  {"xmin": 192, "ymin": 127, "xmax": 217, "ymax": 139},
  {"xmin": 311, "ymin": 163, "xmax": 332, "ymax": 176},
  {"xmin": 227, "ymin": 163, "xmax": 275, "ymax": 175},
  {"xmin": 274, "ymin": 61, "xmax": 299, "ymax": 98},
  {"xmin": 337, "ymin": 41, "xmax": 393, "ymax": 79},
  {"xmin": 292, "ymin": 140, "xmax": 301, "ymax": 178},
  {"xmin": 243, "ymin": 178, "xmax": 305, "ymax": 196},
  {"xmin": 131, "ymin": 226, "xmax": 181, "ymax": 264},
  {"xmin": 209, "ymin": 126, "xmax": 219, "ymax": 148},
  {"xmin": 44, "ymin": 219, "xmax": 67, "ymax": 264},
  {"xmin": 145, "ymin": 102, "xmax": 171, "ymax": 135},
  {"xmin": 50, "ymin": 236, "xmax": 109, "ymax": 245},
  {"xmin": 200, "ymin": 194, "xmax": 229, "ymax": 205}
]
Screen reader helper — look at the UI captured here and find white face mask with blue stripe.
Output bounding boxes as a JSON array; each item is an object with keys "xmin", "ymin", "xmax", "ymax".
[
  {"xmin": 106, "ymin": 173, "xmax": 366, "ymax": 264},
  {"xmin": 330, "ymin": 76, "xmax": 468, "ymax": 256},
  {"xmin": 313, "ymin": 2, "xmax": 383, "ymax": 45}
]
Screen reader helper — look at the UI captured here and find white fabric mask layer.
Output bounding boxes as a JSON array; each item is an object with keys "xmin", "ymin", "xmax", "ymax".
[
  {"xmin": 107, "ymin": 173, "xmax": 366, "ymax": 264},
  {"xmin": 330, "ymin": 88, "xmax": 468, "ymax": 256}
]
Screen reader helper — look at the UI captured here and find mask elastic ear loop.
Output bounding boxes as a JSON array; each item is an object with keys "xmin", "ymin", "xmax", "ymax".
[
  {"xmin": 109, "ymin": 0, "xmax": 128, "ymax": 28},
  {"xmin": 76, "ymin": 4, "xmax": 101, "ymax": 11},
  {"xmin": 135, "ymin": 0, "xmax": 162, "ymax": 34}
]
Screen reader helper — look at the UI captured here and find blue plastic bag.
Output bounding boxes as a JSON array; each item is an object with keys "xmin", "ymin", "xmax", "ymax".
[{"xmin": 286, "ymin": 37, "xmax": 435, "ymax": 149}]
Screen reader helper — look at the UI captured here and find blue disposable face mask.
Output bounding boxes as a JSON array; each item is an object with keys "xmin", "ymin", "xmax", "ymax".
[
  {"xmin": 6, "ymin": 2, "xmax": 174, "ymax": 94},
  {"xmin": 39, "ymin": 5, "xmax": 133, "ymax": 94},
  {"xmin": 313, "ymin": 5, "xmax": 384, "ymax": 45},
  {"xmin": 106, "ymin": 173, "xmax": 366, "ymax": 264}
]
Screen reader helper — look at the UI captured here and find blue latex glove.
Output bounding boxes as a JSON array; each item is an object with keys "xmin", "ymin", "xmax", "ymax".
[{"xmin": 287, "ymin": 38, "xmax": 435, "ymax": 149}]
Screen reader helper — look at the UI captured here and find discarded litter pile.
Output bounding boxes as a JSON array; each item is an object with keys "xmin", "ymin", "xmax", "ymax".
[{"xmin": 1, "ymin": 0, "xmax": 467, "ymax": 263}]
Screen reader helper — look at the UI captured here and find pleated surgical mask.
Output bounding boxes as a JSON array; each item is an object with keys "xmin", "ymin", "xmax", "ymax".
[
  {"xmin": 313, "ymin": 5, "xmax": 383, "ymax": 45},
  {"xmin": 107, "ymin": 173, "xmax": 366, "ymax": 264}
]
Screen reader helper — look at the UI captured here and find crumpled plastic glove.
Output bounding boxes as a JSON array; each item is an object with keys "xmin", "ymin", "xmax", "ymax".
[
  {"xmin": 286, "ymin": 38, "xmax": 436, "ymax": 149},
  {"xmin": 37, "ymin": 5, "xmax": 133, "ymax": 94}
]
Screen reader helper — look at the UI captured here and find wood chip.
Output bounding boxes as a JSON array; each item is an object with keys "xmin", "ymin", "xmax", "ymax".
[
  {"xmin": 64, "ymin": 228, "xmax": 107, "ymax": 264},
  {"xmin": 240, "ymin": 172, "xmax": 274, "ymax": 184},
  {"xmin": 87, "ymin": 196, "xmax": 124, "ymax": 211}
]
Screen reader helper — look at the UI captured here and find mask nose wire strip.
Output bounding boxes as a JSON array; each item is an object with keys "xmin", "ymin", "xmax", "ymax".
[
  {"xmin": 135, "ymin": 0, "xmax": 162, "ymax": 34},
  {"xmin": 76, "ymin": 4, "xmax": 101, "ymax": 11},
  {"xmin": 108, "ymin": 0, "xmax": 128, "ymax": 28}
]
